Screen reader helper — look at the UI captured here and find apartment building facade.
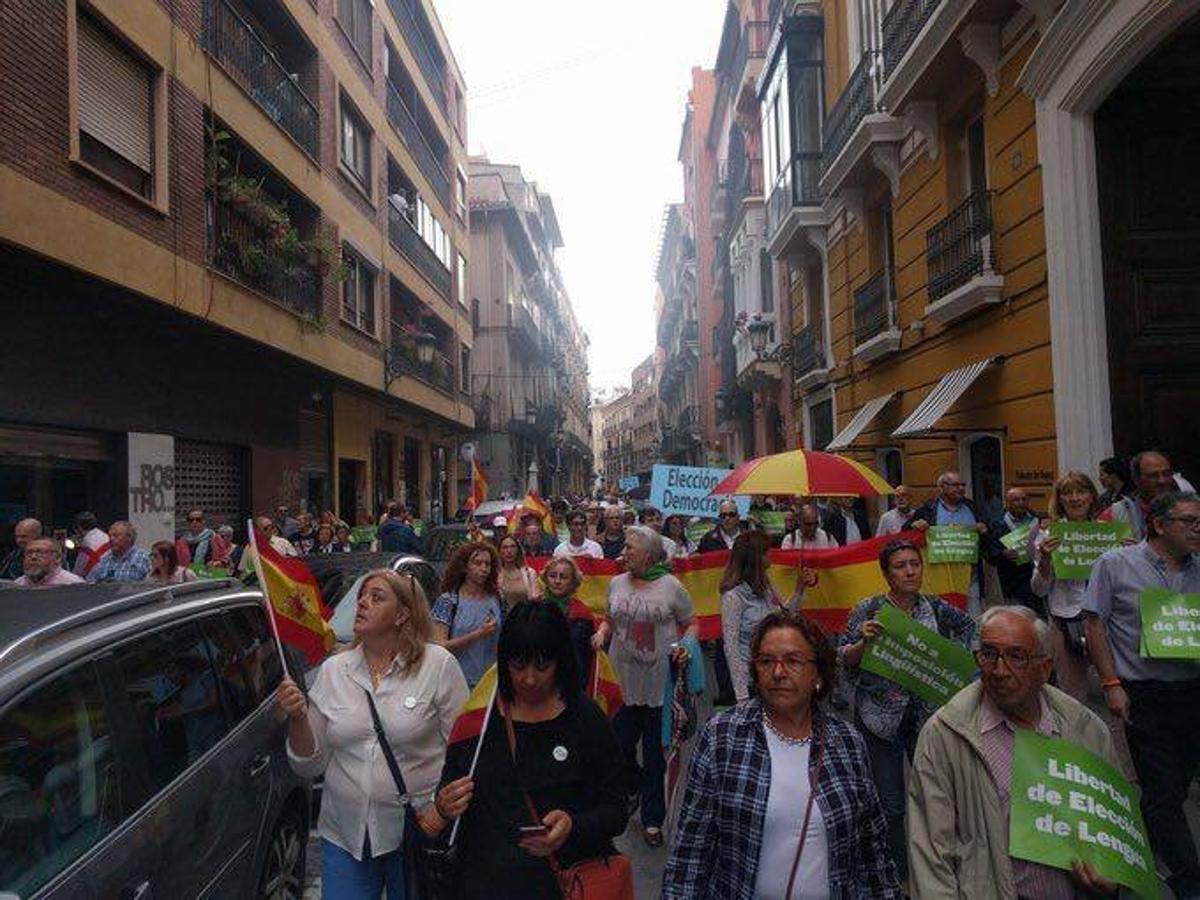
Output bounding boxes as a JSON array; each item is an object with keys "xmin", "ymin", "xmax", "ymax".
[
  {"xmin": 466, "ymin": 158, "xmax": 593, "ymax": 499},
  {"xmin": 0, "ymin": 0, "xmax": 475, "ymax": 543},
  {"xmin": 708, "ymin": 0, "xmax": 1200, "ymax": 513},
  {"xmin": 654, "ymin": 205, "xmax": 703, "ymax": 467},
  {"xmin": 598, "ymin": 355, "xmax": 658, "ymax": 489}
]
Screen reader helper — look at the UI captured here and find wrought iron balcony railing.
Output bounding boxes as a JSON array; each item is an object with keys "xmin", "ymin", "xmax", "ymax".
[
  {"xmin": 882, "ymin": 0, "xmax": 943, "ymax": 81},
  {"xmin": 385, "ymin": 0, "xmax": 448, "ymax": 115},
  {"xmin": 204, "ymin": 0, "xmax": 319, "ymax": 157},
  {"xmin": 767, "ymin": 153, "xmax": 824, "ymax": 239},
  {"xmin": 387, "ymin": 323, "xmax": 454, "ymax": 394},
  {"xmin": 927, "ymin": 190, "xmax": 995, "ymax": 302},
  {"xmin": 386, "ymin": 79, "xmax": 452, "ymax": 208},
  {"xmin": 208, "ymin": 194, "xmax": 320, "ymax": 317},
  {"xmin": 388, "ymin": 201, "xmax": 451, "ymax": 297},
  {"xmin": 822, "ymin": 51, "xmax": 880, "ymax": 168},
  {"xmin": 791, "ymin": 324, "xmax": 827, "ymax": 378},
  {"xmin": 853, "ymin": 269, "xmax": 894, "ymax": 345}
]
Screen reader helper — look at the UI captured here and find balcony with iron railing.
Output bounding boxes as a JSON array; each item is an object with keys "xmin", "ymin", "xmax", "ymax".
[
  {"xmin": 731, "ymin": 20, "xmax": 771, "ymax": 93},
  {"xmin": 791, "ymin": 324, "xmax": 829, "ymax": 390},
  {"xmin": 207, "ymin": 192, "xmax": 321, "ymax": 318},
  {"xmin": 819, "ymin": 50, "xmax": 905, "ymax": 197},
  {"xmin": 767, "ymin": 154, "xmax": 824, "ymax": 249},
  {"xmin": 387, "ymin": 200, "xmax": 451, "ymax": 297},
  {"xmin": 204, "ymin": 0, "xmax": 318, "ymax": 157},
  {"xmin": 924, "ymin": 189, "xmax": 1003, "ymax": 325},
  {"xmin": 822, "ymin": 51, "xmax": 877, "ymax": 168},
  {"xmin": 852, "ymin": 269, "xmax": 902, "ymax": 363},
  {"xmin": 385, "ymin": 0, "xmax": 448, "ymax": 115},
  {"xmin": 387, "ymin": 321, "xmax": 455, "ymax": 394},
  {"xmin": 882, "ymin": 0, "xmax": 943, "ymax": 79},
  {"xmin": 386, "ymin": 78, "xmax": 452, "ymax": 208},
  {"xmin": 508, "ymin": 302, "xmax": 546, "ymax": 356}
]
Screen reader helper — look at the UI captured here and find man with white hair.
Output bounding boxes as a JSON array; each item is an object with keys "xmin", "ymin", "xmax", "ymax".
[
  {"xmin": 907, "ymin": 606, "xmax": 1117, "ymax": 897},
  {"xmin": 87, "ymin": 520, "xmax": 152, "ymax": 583},
  {"xmin": 1, "ymin": 517, "xmax": 42, "ymax": 580},
  {"xmin": 15, "ymin": 538, "xmax": 84, "ymax": 588}
]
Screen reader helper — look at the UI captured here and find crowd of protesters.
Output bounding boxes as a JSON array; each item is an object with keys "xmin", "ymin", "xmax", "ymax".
[{"xmin": 3, "ymin": 448, "xmax": 1198, "ymax": 898}]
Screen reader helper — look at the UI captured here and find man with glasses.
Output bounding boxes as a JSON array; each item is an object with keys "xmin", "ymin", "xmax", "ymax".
[
  {"xmin": 908, "ymin": 605, "xmax": 1118, "ymax": 897},
  {"xmin": 907, "ymin": 471, "xmax": 990, "ymax": 617},
  {"xmin": 0, "ymin": 517, "xmax": 42, "ymax": 580},
  {"xmin": 1084, "ymin": 491, "xmax": 1200, "ymax": 898},
  {"xmin": 598, "ymin": 506, "xmax": 627, "ymax": 560},
  {"xmin": 1098, "ymin": 449, "xmax": 1178, "ymax": 541},
  {"xmin": 697, "ymin": 499, "xmax": 745, "ymax": 553},
  {"xmin": 14, "ymin": 537, "xmax": 83, "ymax": 587},
  {"xmin": 177, "ymin": 508, "xmax": 215, "ymax": 567}
]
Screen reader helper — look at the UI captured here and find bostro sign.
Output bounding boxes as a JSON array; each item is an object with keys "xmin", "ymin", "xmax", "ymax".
[
  {"xmin": 650, "ymin": 464, "xmax": 750, "ymax": 519},
  {"xmin": 1010, "ymin": 730, "xmax": 1158, "ymax": 900},
  {"xmin": 859, "ymin": 603, "xmax": 976, "ymax": 707}
]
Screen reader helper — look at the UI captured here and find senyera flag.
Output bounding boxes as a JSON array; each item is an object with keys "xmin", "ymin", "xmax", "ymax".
[
  {"xmin": 251, "ymin": 525, "xmax": 335, "ymax": 667},
  {"xmin": 532, "ymin": 531, "xmax": 967, "ymax": 638}
]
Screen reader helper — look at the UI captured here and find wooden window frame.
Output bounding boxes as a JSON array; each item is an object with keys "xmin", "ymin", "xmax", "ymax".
[
  {"xmin": 340, "ymin": 245, "xmax": 378, "ymax": 338},
  {"xmin": 338, "ymin": 92, "xmax": 374, "ymax": 200}
]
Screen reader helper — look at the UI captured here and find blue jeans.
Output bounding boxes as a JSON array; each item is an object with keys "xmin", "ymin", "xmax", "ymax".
[
  {"xmin": 614, "ymin": 704, "xmax": 666, "ymax": 828},
  {"xmin": 858, "ymin": 707, "xmax": 921, "ymax": 883},
  {"xmin": 321, "ymin": 836, "xmax": 406, "ymax": 900}
]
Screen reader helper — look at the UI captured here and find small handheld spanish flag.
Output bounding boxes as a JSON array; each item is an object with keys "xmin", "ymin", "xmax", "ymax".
[
  {"xmin": 448, "ymin": 664, "xmax": 499, "ymax": 746},
  {"xmin": 250, "ymin": 524, "xmax": 336, "ymax": 668},
  {"xmin": 465, "ymin": 457, "xmax": 488, "ymax": 511},
  {"xmin": 589, "ymin": 649, "xmax": 623, "ymax": 721}
]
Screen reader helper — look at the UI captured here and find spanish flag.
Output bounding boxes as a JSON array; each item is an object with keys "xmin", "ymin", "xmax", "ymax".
[
  {"xmin": 465, "ymin": 457, "xmax": 488, "ymax": 511},
  {"xmin": 252, "ymin": 527, "xmax": 336, "ymax": 667},
  {"xmin": 516, "ymin": 490, "xmax": 555, "ymax": 535},
  {"xmin": 448, "ymin": 664, "xmax": 499, "ymax": 745},
  {"xmin": 589, "ymin": 650, "xmax": 623, "ymax": 720}
]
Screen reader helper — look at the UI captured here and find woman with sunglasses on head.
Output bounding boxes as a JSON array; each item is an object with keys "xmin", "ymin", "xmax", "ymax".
[
  {"xmin": 431, "ymin": 601, "xmax": 628, "ymax": 900},
  {"xmin": 838, "ymin": 539, "xmax": 977, "ymax": 887},
  {"xmin": 664, "ymin": 610, "xmax": 900, "ymax": 898},
  {"xmin": 278, "ymin": 569, "xmax": 469, "ymax": 900}
]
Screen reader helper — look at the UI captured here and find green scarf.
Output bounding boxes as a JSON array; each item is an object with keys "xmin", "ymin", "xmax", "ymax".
[
  {"xmin": 545, "ymin": 590, "xmax": 572, "ymax": 614},
  {"xmin": 636, "ymin": 562, "xmax": 672, "ymax": 582}
]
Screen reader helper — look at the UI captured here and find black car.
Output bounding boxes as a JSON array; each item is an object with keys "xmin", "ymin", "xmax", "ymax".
[
  {"xmin": 0, "ymin": 581, "xmax": 310, "ymax": 899},
  {"xmin": 302, "ymin": 552, "xmax": 438, "ymax": 646}
]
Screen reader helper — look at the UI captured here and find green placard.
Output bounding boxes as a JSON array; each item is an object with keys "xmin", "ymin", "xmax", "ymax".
[
  {"xmin": 753, "ymin": 511, "xmax": 788, "ymax": 535},
  {"xmin": 412, "ymin": 519, "xmax": 426, "ymax": 537},
  {"xmin": 190, "ymin": 563, "xmax": 230, "ymax": 580},
  {"xmin": 1139, "ymin": 588, "xmax": 1200, "ymax": 659},
  {"xmin": 926, "ymin": 525, "xmax": 980, "ymax": 564},
  {"xmin": 1049, "ymin": 521, "xmax": 1130, "ymax": 580},
  {"xmin": 1000, "ymin": 524, "xmax": 1033, "ymax": 566},
  {"xmin": 349, "ymin": 525, "xmax": 377, "ymax": 546},
  {"xmin": 859, "ymin": 603, "xmax": 977, "ymax": 707},
  {"xmin": 1010, "ymin": 730, "xmax": 1158, "ymax": 900},
  {"xmin": 685, "ymin": 521, "xmax": 711, "ymax": 546}
]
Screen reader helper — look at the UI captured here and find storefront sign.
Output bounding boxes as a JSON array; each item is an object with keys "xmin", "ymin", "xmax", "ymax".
[
  {"xmin": 1139, "ymin": 588, "xmax": 1200, "ymax": 659},
  {"xmin": 926, "ymin": 525, "xmax": 980, "ymax": 564},
  {"xmin": 127, "ymin": 433, "xmax": 175, "ymax": 547},
  {"xmin": 859, "ymin": 603, "xmax": 976, "ymax": 707},
  {"xmin": 1048, "ymin": 522, "xmax": 1130, "ymax": 580},
  {"xmin": 649, "ymin": 464, "xmax": 749, "ymax": 519},
  {"xmin": 1010, "ymin": 731, "xmax": 1158, "ymax": 900}
]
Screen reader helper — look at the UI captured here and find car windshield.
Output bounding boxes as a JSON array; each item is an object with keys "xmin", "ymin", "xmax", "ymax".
[{"xmin": 329, "ymin": 574, "xmax": 368, "ymax": 644}]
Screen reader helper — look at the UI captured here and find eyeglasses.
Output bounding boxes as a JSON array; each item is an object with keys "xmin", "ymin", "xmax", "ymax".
[
  {"xmin": 752, "ymin": 655, "xmax": 815, "ymax": 674},
  {"xmin": 975, "ymin": 646, "xmax": 1044, "ymax": 671},
  {"xmin": 1163, "ymin": 515, "xmax": 1200, "ymax": 530},
  {"xmin": 188, "ymin": 516, "xmax": 204, "ymax": 523},
  {"xmin": 720, "ymin": 512, "xmax": 740, "ymax": 519},
  {"xmin": 942, "ymin": 481, "xmax": 966, "ymax": 488}
]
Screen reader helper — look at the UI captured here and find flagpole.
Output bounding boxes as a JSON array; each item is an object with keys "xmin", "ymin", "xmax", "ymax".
[
  {"xmin": 449, "ymin": 676, "xmax": 498, "ymax": 847},
  {"xmin": 247, "ymin": 518, "xmax": 292, "ymax": 681}
]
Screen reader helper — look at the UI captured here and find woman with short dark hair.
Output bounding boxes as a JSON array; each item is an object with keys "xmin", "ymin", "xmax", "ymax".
[
  {"xmin": 838, "ymin": 539, "xmax": 976, "ymax": 884},
  {"xmin": 433, "ymin": 602, "xmax": 628, "ymax": 899},
  {"xmin": 664, "ymin": 610, "xmax": 900, "ymax": 898}
]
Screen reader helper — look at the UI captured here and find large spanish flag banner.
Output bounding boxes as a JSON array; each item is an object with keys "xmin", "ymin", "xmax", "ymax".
[
  {"xmin": 252, "ymin": 528, "xmax": 336, "ymax": 667},
  {"xmin": 528, "ymin": 531, "xmax": 968, "ymax": 639}
]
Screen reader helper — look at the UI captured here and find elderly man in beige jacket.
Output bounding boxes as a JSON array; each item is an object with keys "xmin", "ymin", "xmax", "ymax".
[{"xmin": 906, "ymin": 606, "xmax": 1120, "ymax": 899}]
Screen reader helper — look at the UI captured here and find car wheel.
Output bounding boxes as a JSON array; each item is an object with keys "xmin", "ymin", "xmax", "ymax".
[{"xmin": 257, "ymin": 803, "xmax": 306, "ymax": 900}]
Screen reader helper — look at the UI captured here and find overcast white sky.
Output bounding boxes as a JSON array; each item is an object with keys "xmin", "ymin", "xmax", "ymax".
[{"xmin": 435, "ymin": 0, "xmax": 728, "ymax": 393}]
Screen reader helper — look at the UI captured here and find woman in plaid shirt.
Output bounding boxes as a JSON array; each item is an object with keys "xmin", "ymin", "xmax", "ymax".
[{"xmin": 663, "ymin": 610, "xmax": 900, "ymax": 899}]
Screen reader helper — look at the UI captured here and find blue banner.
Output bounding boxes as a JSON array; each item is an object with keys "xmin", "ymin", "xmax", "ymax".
[
  {"xmin": 649, "ymin": 464, "xmax": 750, "ymax": 519},
  {"xmin": 618, "ymin": 475, "xmax": 640, "ymax": 492}
]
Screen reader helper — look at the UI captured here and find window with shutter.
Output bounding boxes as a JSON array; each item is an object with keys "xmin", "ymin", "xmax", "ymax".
[
  {"xmin": 76, "ymin": 13, "xmax": 154, "ymax": 196},
  {"xmin": 339, "ymin": 99, "xmax": 371, "ymax": 188}
]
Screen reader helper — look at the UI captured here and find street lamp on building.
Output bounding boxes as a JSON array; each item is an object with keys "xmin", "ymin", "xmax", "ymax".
[{"xmin": 414, "ymin": 330, "xmax": 437, "ymax": 366}]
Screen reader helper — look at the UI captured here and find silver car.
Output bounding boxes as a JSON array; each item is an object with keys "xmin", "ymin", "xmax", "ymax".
[{"xmin": 0, "ymin": 580, "xmax": 310, "ymax": 899}]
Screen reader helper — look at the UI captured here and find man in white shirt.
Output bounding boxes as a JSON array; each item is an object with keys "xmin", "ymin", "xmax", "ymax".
[
  {"xmin": 15, "ymin": 538, "xmax": 85, "ymax": 588},
  {"xmin": 781, "ymin": 503, "xmax": 837, "ymax": 550},
  {"xmin": 875, "ymin": 484, "xmax": 914, "ymax": 537},
  {"xmin": 553, "ymin": 510, "xmax": 603, "ymax": 559}
]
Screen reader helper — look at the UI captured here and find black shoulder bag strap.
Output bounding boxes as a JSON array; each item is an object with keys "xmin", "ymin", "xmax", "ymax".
[{"xmin": 363, "ymin": 686, "xmax": 410, "ymax": 803}]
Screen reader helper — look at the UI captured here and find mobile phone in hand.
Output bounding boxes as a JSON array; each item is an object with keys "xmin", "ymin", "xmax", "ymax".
[{"xmin": 518, "ymin": 824, "xmax": 549, "ymax": 837}]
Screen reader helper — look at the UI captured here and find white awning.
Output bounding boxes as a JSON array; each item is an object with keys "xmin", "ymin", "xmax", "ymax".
[
  {"xmin": 892, "ymin": 357, "xmax": 1001, "ymax": 438},
  {"xmin": 826, "ymin": 392, "xmax": 898, "ymax": 451}
]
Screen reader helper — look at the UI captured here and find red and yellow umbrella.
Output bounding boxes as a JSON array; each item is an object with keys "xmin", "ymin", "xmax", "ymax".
[{"xmin": 709, "ymin": 449, "xmax": 894, "ymax": 498}]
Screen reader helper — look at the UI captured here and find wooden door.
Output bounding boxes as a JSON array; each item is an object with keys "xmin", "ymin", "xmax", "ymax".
[{"xmin": 1095, "ymin": 15, "xmax": 1200, "ymax": 482}]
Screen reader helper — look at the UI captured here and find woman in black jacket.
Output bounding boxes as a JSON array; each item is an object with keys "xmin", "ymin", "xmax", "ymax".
[{"xmin": 433, "ymin": 602, "xmax": 627, "ymax": 899}]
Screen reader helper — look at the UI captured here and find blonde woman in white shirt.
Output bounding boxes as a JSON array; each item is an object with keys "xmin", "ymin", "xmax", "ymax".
[{"xmin": 278, "ymin": 568, "xmax": 468, "ymax": 899}]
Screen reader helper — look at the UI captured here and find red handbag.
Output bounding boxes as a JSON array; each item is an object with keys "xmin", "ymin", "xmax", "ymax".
[{"xmin": 502, "ymin": 704, "xmax": 635, "ymax": 900}]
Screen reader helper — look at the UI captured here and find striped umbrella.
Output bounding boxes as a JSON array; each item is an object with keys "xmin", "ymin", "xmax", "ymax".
[{"xmin": 709, "ymin": 449, "xmax": 894, "ymax": 498}]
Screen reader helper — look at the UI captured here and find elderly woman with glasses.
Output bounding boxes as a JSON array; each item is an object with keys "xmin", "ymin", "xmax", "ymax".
[
  {"xmin": 838, "ymin": 538, "xmax": 977, "ymax": 885},
  {"xmin": 664, "ymin": 610, "xmax": 901, "ymax": 898},
  {"xmin": 279, "ymin": 569, "xmax": 469, "ymax": 899},
  {"xmin": 592, "ymin": 525, "xmax": 696, "ymax": 847}
]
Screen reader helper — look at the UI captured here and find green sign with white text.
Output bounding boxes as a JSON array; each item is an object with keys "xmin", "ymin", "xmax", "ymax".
[
  {"xmin": 1139, "ymin": 588, "xmax": 1200, "ymax": 659},
  {"xmin": 926, "ymin": 525, "xmax": 980, "ymax": 564},
  {"xmin": 1049, "ymin": 521, "xmax": 1130, "ymax": 580},
  {"xmin": 349, "ymin": 526, "xmax": 377, "ymax": 546},
  {"xmin": 859, "ymin": 603, "xmax": 977, "ymax": 707},
  {"xmin": 1010, "ymin": 730, "xmax": 1158, "ymax": 900},
  {"xmin": 1000, "ymin": 524, "xmax": 1033, "ymax": 566}
]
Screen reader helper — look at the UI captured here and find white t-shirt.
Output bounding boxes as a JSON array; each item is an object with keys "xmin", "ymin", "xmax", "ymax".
[
  {"xmin": 874, "ymin": 508, "xmax": 908, "ymax": 537},
  {"xmin": 755, "ymin": 731, "xmax": 830, "ymax": 900},
  {"xmin": 780, "ymin": 529, "xmax": 837, "ymax": 551},
  {"xmin": 553, "ymin": 538, "xmax": 603, "ymax": 559}
]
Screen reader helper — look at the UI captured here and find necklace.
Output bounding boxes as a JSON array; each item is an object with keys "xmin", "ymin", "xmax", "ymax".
[{"xmin": 763, "ymin": 711, "xmax": 812, "ymax": 746}]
